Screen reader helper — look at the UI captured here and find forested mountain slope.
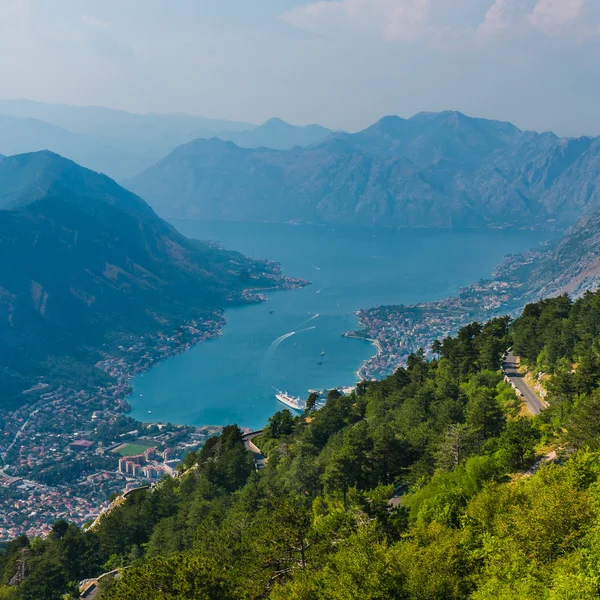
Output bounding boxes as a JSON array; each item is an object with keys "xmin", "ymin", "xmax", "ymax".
[
  {"xmin": 4, "ymin": 291, "xmax": 600, "ymax": 598},
  {"xmin": 0, "ymin": 151, "xmax": 291, "ymax": 407},
  {"xmin": 127, "ymin": 111, "xmax": 600, "ymax": 229}
]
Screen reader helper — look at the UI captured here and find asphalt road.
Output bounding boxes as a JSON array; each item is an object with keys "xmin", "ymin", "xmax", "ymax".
[
  {"xmin": 503, "ymin": 351, "xmax": 545, "ymax": 416},
  {"xmin": 242, "ymin": 430, "xmax": 267, "ymax": 470}
]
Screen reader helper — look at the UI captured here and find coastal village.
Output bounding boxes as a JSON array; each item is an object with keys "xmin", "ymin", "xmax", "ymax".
[
  {"xmin": 353, "ymin": 279, "xmax": 512, "ymax": 379},
  {"xmin": 351, "ymin": 250, "xmax": 542, "ymax": 379},
  {"xmin": 0, "ymin": 274, "xmax": 308, "ymax": 543}
]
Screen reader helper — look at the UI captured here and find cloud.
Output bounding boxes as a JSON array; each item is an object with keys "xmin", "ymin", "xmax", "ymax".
[
  {"xmin": 0, "ymin": 0, "xmax": 28, "ymax": 19},
  {"xmin": 479, "ymin": 0, "xmax": 600, "ymax": 40},
  {"xmin": 286, "ymin": 0, "xmax": 600, "ymax": 43},
  {"xmin": 529, "ymin": 0, "xmax": 585, "ymax": 37},
  {"xmin": 81, "ymin": 15, "xmax": 110, "ymax": 30},
  {"xmin": 386, "ymin": 0, "xmax": 430, "ymax": 41},
  {"xmin": 478, "ymin": 0, "xmax": 514, "ymax": 38},
  {"xmin": 282, "ymin": 0, "xmax": 432, "ymax": 42}
]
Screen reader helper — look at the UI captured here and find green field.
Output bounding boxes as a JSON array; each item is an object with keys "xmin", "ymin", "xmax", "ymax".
[{"xmin": 113, "ymin": 441, "xmax": 157, "ymax": 457}]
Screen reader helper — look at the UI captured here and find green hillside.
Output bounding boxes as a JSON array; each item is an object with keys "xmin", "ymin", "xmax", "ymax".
[{"xmin": 3, "ymin": 290, "xmax": 600, "ymax": 598}]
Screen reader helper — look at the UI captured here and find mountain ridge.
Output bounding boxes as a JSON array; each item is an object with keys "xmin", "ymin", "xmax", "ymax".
[
  {"xmin": 0, "ymin": 102, "xmax": 333, "ymax": 179},
  {"xmin": 520, "ymin": 204, "xmax": 600, "ymax": 301},
  {"xmin": 126, "ymin": 112, "xmax": 600, "ymax": 230},
  {"xmin": 0, "ymin": 98, "xmax": 254, "ymax": 138}
]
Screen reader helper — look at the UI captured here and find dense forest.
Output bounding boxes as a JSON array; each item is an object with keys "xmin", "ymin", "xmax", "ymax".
[{"xmin": 4, "ymin": 291, "xmax": 600, "ymax": 598}]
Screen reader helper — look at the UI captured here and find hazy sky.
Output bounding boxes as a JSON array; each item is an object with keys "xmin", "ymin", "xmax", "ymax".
[{"xmin": 0, "ymin": 0, "xmax": 599, "ymax": 135}]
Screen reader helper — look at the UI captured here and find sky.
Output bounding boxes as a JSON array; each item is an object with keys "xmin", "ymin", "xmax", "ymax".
[{"xmin": 0, "ymin": 0, "xmax": 599, "ymax": 135}]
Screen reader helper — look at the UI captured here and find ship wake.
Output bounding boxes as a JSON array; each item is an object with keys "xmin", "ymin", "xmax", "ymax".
[{"xmin": 267, "ymin": 326, "xmax": 316, "ymax": 353}]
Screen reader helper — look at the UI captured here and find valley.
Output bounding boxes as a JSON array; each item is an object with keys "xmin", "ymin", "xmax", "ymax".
[
  {"xmin": 1, "ymin": 106, "xmax": 599, "ymax": 599},
  {"xmin": 2, "ymin": 2, "xmax": 600, "ymax": 595}
]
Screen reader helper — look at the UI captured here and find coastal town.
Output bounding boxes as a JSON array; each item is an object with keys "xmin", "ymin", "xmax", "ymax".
[
  {"xmin": 0, "ymin": 268, "xmax": 309, "ymax": 543},
  {"xmin": 350, "ymin": 248, "xmax": 546, "ymax": 379},
  {"xmin": 0, "ymin": 251, "xmax": 310, "ymax": 543},
  {"xmin": 0, "ymin": 318, "xmax": 224, "ymax": 542}
]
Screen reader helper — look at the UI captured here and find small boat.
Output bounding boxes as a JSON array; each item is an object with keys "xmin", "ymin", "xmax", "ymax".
[
  {"xmin": 269, "ymin": 310, "xmax": 274, "ymax": 314},
  {"xmin": 148, "ymin": 410, "xmax": 152, "ymax": 414}
]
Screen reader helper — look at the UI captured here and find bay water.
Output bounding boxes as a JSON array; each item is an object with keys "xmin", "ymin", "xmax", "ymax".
[{"xmin": 129, "ymin": 222, "xmax": 549, "ymax": 430}]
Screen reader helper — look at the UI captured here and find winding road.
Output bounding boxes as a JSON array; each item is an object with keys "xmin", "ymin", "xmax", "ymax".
[
  {"xmin": 242, "ymin": 430, "xmax": 267, "ymax": 470},
  {"xmin": 502, "ymin": 351, "xmax": 546, "ymax": 416}
]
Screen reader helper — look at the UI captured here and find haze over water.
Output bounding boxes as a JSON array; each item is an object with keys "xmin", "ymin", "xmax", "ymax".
[{"xmin": 129, "ymin": 222, "xmax": 549, "ymax": 430}]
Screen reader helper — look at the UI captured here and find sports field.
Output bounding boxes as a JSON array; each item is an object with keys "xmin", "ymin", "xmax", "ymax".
[{"xmin": 112, "ymin": 441, "xmax": 157, "ymax": 457}]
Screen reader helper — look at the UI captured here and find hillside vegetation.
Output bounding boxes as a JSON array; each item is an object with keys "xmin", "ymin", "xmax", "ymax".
[{"xmin": 3, "ymin": 290, "xmax": 600, "ymax": 597}]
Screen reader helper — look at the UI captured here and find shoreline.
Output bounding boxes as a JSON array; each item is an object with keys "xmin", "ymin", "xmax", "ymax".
[
  {"xmin": 348, "ymin": 253, "xmax": 544, "ymax": 381},
  {"xmin": 0, "ymin": 276, "xmax": 310, "ymax": 541},
  {"xmin": 0, "ymin": 279, "xmax": 305, "ymax": 458},
  {"xmin": 111, "ymin": 283, "xmax": 309, "ymax": 424},
  {"xmin": 167, "ymin": 216, "xmax": 554, "ymax": 233},
  {"xmin": 343, "ymin": 331, "xmax": 384, "ymax": 381}
]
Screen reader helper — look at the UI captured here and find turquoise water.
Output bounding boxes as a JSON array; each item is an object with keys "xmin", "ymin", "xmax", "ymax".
[{"xmin": 129, "ymin": 222, "xmax": 550, "ymax": 430}]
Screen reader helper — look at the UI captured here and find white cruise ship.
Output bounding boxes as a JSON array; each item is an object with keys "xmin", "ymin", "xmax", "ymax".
[{"xmin": 275, "ymin": 391, "xmax": 305, "ymax": 412}]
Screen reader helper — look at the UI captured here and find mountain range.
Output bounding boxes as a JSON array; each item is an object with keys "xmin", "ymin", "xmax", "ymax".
[
  {"xmin": 221, "ymin": 117, "xmax": 331, "ymax": 150},
  {"xmin": 0, "ymin": 100, "xmax": 332, "ymax": 180},
  {"xmin": 2, "ymin": 107, "xmax": 600, "ymax": 406},
  {"xmin": 126, "ymin": 111, "xmax": 600, "ymax": 230},
  {"xmin": 0, "ymin": 114, "xmax": 159, "ymax": 181},
  {"xmin": 0, "ymin": 151, "xmax": 291, "ymax": 407}
]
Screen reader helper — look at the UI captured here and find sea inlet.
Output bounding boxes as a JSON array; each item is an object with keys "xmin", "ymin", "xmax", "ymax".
[{"xmin": 129, "ymin": 221, "xmax": 549, "ymax": 430}]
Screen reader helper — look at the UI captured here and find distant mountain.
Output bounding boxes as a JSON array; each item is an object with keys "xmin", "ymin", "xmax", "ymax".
[
  {"xmin": 0, "ymin": 114, "xmax": 160, "ymax": 180},
  {"xmin": 0, "ymin": 100, "xmax": 256, "ymax": 180},
  {"xmin": 220, "ymin": 118, "xmax": 331, "ymax": 150},
  {"xmin": 126, "ymin": 111, "xmax": 600, "ymax": 229},
  {"xmin": 0, "ymin": 100, "xmax": 331, "ymax": 179},
  {"xmin": 0, "ymin": 99, "xmax": 253, "ymax": 139},
  {"xmin": 330, "ymin": 112, "xmax": 527, "ymax": 165},
  {"xmin": 0, "ymin": 151, "xmax": 290, "ymax": 406}
]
